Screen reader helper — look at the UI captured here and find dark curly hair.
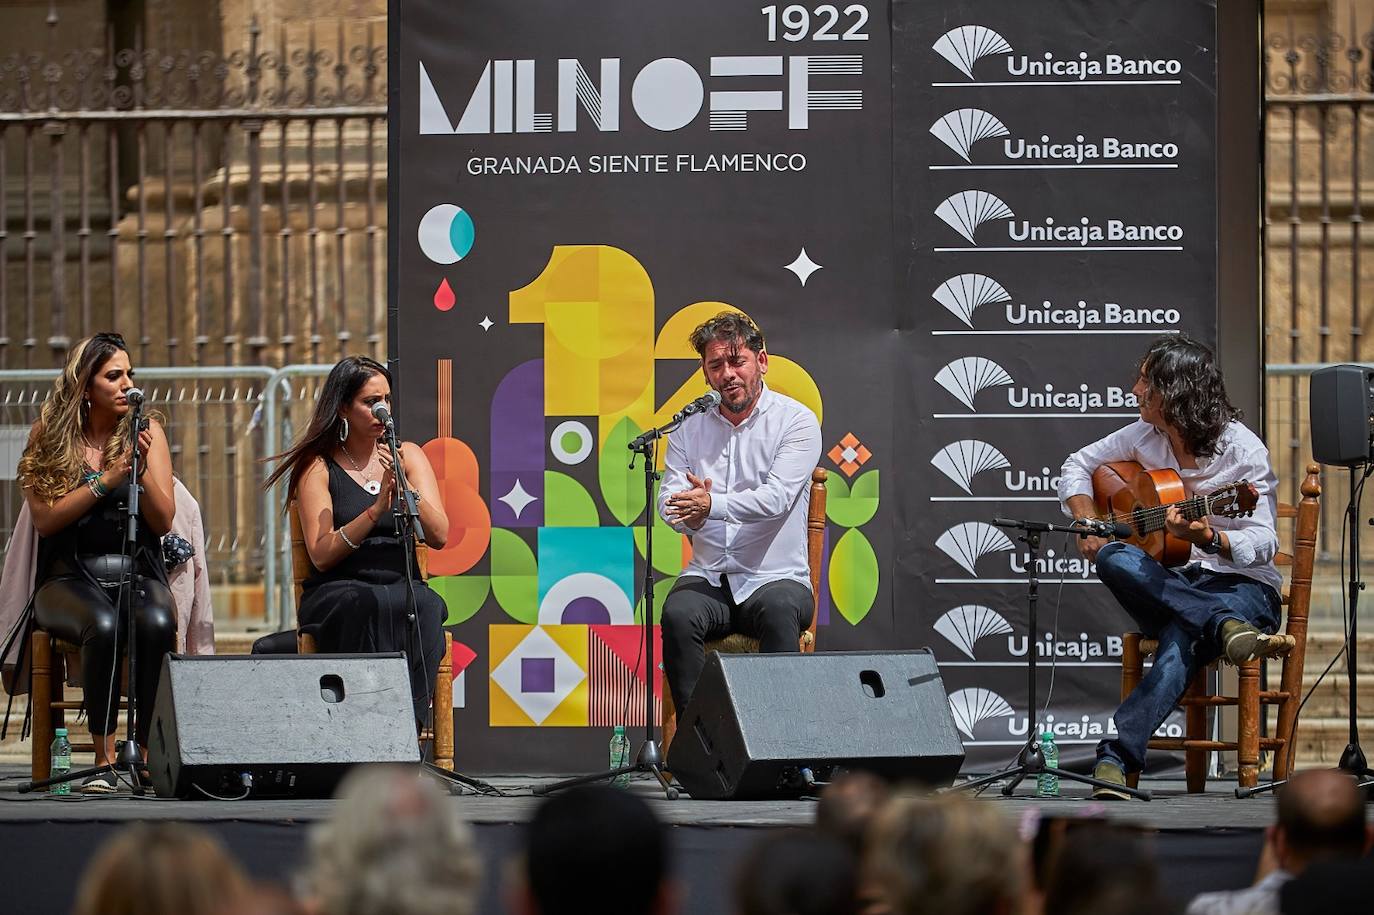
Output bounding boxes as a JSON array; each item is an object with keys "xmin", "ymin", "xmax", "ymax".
[
  {"xmin": 688, "ymin": 311, "xmax": 765, "ymax": 357},
  {"xmin": 1137, "ymin": 333, "xmax": 1240, "ymax": 458}
]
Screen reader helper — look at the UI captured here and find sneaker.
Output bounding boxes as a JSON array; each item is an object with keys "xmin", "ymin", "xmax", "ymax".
[
  {"xmin": 1091, "ymin": 760, "xmax": 1131, "ymax": 801},
  {"xmin": 1220, "ymin": 619, "xmax": 1284, "ymax": 665},
  {"xmin": 79, "ymin": 772, "xmax": 118, "ymax": 795}
]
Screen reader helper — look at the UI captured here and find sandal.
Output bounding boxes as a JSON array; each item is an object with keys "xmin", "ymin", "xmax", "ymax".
[{"xmin": 80, "ymin": 772, "xmax": 118, "ymax": 794}]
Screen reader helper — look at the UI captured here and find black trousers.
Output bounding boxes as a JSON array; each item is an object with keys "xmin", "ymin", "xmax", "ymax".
[
  {"xmin": 660, "ymin": 575, "xmax": 814, "ymax": 709},
  {"xmin": 33, "ymin": 573, "xmax": 175, "ymax": 745}
]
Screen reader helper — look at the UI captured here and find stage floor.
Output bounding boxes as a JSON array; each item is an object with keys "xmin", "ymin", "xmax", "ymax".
[{"xmin": 0, "ymin": 765, "xmax": 1271, "ymax": 914}]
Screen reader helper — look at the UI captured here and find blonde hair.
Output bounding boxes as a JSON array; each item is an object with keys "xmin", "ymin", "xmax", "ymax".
[
  {"xmin": 864, "ymin": 791, "xmax": 1026, "ymax": 915},
  {"xmin": 17, "ymin": 334, "xmax": 136, "ymax": 504},
  {"xmin": 72, "ymin": 821, "xmax": 250, "ymax": 915}
]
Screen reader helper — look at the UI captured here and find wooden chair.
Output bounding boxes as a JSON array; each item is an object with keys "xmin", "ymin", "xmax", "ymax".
[
  {"xmin": 660, "ymin": 468, "xmax": 828, "ymax": 756},
  {"xmin": 1120, "ymin": 462, "xmax": 1321, "ymax": 791},
  {"xmin": 29, "ymin": 631, "xmax": 127, "ymax": 781},
  {"xmin": 288, "ymin": 502, "xmax": 455, "ymax": 771}
]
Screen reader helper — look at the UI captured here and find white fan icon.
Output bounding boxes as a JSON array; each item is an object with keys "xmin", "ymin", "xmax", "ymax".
[
  {"xmin": 935, "ymin": 605, "xmax": 1014, "ymax": 660},
  {"xmin": 932, "ymin": 273, "xmax": 1011, "ymax": 328},
  {"xmin": 935, "ymin": 190, "xmax": 1015, "ymax": 244},
  {"xmin": 947, "ymin": 687, "xmax": 1016, "ymax": 740},
  {"xmin": 932, "ymin": 25, "xmax": 1014, "ymax": 79},
  {"xmin": 935, "ymin": 356, "xmax": 1014, "ymax": 410},
  {"xmin": 930, "ymin": 108, "xmax": 1010, "ymax": 162},
  {"xmin": 936, "ymin": 522, "xmax": 1015, "ymax": 576},
  {"xmin": 931, "ymin": 440, "xmax": 1011, "ymax": 494}
]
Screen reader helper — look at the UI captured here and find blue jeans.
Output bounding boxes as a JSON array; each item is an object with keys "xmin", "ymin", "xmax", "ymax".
[{"xmin": 1094, "ymin": 541, "xmax": 1281, "ymax": 773}]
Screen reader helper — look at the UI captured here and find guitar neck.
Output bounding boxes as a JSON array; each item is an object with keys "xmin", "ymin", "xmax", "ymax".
[{"xmin": 1125, "ymin": 492, "xmax": 1217, "ymax": 536}]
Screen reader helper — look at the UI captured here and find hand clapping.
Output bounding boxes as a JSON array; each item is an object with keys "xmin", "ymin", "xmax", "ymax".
[{"xmin": 666, "ymin": 472, "xmax": 712, "ymax": 530}]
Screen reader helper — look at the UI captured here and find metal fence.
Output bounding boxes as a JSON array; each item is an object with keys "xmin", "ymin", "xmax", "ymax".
[{"xmin": 0, "ymin": 18, "xmax": 387, "ymax": 370}]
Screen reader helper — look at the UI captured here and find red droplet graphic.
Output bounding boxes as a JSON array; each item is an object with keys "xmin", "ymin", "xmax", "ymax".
[{"xmin": 433, "ymin": 278, "xmax": 456, "ymax": 312}]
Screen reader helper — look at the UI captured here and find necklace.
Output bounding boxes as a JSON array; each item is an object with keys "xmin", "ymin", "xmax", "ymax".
[{"xmin": 342, "ymin": 442, "xmax": 382, "ymax": 495}]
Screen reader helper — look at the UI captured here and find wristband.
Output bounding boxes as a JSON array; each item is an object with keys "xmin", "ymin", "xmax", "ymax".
[
  {"xmin": 339, "ymin": 528, "xmax": 361, "ymax": 550},
  {"xmin": 87, "ymin": 475, "xmax": 109, "ymax": 499}
]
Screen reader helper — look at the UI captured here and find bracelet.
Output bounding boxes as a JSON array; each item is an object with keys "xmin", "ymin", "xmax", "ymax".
[
  {"xmin": 339, "ymin": 528, "xmax": 361, "ymax": 550},
  {"xmin": 86, "ymin": 476, "xmax": 109, "ymax": 499}
]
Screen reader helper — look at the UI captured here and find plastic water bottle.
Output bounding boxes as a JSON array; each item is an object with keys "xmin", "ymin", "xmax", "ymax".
[
  {"xmin": 49, "ymin": 728, "xmax": 72, "ymax": 796},
  {"xmin": 609, "ymin": 725, "xmax": 631, "ymax": 787},
  {"xmin": 1036, "ymin": 731, "xmax": 1060, "ymax": 797}
]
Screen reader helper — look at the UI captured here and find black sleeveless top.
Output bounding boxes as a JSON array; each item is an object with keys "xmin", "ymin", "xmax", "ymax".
[
  {"xmin": 36, "ymin": 476, "xmax": 165, "ymax": 586},
  {"xmin": 303, "ymin": 458, "xmax": 420, "ymax": 589}
]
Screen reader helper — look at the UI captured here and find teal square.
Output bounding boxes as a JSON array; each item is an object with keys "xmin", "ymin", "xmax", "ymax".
[{"xmin": 537, "ymin": 527, "xmax": 635, "ymax": 607}]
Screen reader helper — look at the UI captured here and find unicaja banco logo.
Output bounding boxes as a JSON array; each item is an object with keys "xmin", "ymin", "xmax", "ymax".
[
  {"xmin": 935, "ymin": 191, "xmax": 1015, "ymax": 244},
  {"xmin": 935, "ymin": 605, "xmax": 1013, "ymax": 660},
  {"xmin": 947, "ymin": 687, "xmax": 1015, "ymax": 740},
  {"xmin": 930, "ymin": 440, "xmax": 1010, "ymax": 494},
  {"xmin": 932, "ymin": 274, "xmax": 1012, "ymax": 328},
  {"xmin": 935, "ymin": 522, "xmax": 1015, "ymax": 576},
  {"xmin": 932, "ymin": 26, "xmax": 1013, "ymax": 80},
  {"xmin": 930, "ymin": 108, "xmax": 1010, "ymax": 162},
  {"xmin": 935, "ymin": 356, "xmax": 1014, "ymax": 410}
]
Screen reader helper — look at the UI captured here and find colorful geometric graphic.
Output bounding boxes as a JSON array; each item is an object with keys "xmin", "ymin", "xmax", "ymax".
[
  {"xmin": 417, "ymin": 203, "xmax": 476, "ymax": 264},
  {"xmin": 828, "ymin": 432, "xmax": 873, "ymax": 478},
  {"xmin": 588, "ymin": 624, "xmax": 663, "ymax": 726},
  {"xmin": 450, "ymin": 640, "xmax": 478, "ymax": 707},
  {"xmin": 538, "ymin": 527, "xmax": 635, "ymax": 625},
  {"xmin": 490, "ymin": 625, "xmax": 588, "ymax": 726}
]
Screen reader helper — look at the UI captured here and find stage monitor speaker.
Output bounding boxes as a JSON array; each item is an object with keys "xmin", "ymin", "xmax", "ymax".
[
  {"xmin": 666, "ymin": 650, "xmax": 965, "ymax": 800},
  {"xmin": 147, "ymin": 653, "xmax": 420, "ymax": 799},
  {"xmin": 1310, "ymin": 364, "xmax": 1374, "ymax": 467}
]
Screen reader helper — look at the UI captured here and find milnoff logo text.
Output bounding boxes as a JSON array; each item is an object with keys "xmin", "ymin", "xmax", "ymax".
[{"xmin": 418, "ymin": 55, "xmax": 864, "ymax": 135}]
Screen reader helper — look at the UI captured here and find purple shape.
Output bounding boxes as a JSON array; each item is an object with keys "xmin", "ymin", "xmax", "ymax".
[
  {"xmin": 490, "ymin": 360, "xmax": 546, "ymax": 528},
  {"xmin": 817, "ymin": 525, "xmax": 831, "ymax": 626},
  {"xmin": 561, "ymin": 596, "xmax": 611, "ymax": 626},
  {"xmin": 520, "ymin": 657, "xmax": 556, "ymax": 694}
]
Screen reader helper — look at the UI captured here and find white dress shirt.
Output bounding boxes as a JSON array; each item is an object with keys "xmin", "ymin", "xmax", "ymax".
[
  {"xmin": 1058, "ymin": 419, "xmax": 1282, "ymax": 594},
  {"xmin": 1185, "ymin": 869, "xmax": 1290, "ymax": 915},
  {"xmin": 657, "ymin": 384, "xmax": 822, "ymax": 602}
]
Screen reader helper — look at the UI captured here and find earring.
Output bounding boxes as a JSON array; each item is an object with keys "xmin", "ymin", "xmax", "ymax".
[{"xmin": 338, "ymin": 417, "xmax": 349, "ymax": 441}]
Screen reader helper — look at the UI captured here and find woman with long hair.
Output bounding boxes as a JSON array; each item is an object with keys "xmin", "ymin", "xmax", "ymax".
[
  {"xmin": 17, "ymin": 332, "xmax": 176, "ymax": 792},
  {"xmin": 266, "ymin": 356, "xmax": 449, "ymax": 728}
]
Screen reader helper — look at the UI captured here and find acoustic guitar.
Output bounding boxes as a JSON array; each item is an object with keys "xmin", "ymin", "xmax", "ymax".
[{"xmin": 1090, "ymin": 461, "xmax": 1260, "ymax": 566}]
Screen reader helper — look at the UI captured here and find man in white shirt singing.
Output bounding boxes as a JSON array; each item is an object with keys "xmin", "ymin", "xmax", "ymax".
[
  {"xmin": 1057, "ymin": 334, "xmax": 1284, "ymax": 799},
  {"xmin": 657, "ymin": 311, "xmax": 822, "ymax": 710}
]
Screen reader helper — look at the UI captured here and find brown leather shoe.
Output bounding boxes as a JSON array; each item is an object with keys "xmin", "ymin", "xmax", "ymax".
[
  {"xmin": 1091, "ymin": 760, "xmax": 1131, "ymax": 801},
  {"xmin": 1220, "ymin": 619, "xmax": 1283, "ymax": 665}
]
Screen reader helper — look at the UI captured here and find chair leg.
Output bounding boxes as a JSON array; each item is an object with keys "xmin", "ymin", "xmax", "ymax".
[
  {"xmin": 1122, "ymin": 634, "xmax": 1143, "ymax": 789},
  {"xmin": 1184, "ymin": 672, "xmax": 1208, "ymax": 793},
  {"xmin": 1237, "ymin": 660, "xmax": 1261, "ymax": 789},
  {"xmin": 30, "ymin": 632, "xmax": 53, "ymax": 782},
  {"xmin": 1273, "ymin": 663, "xmax": 1300, "ymax": 783},
  {"xmin": 433, "ymin": 633, "xmax": 454, "ymax": 772}
]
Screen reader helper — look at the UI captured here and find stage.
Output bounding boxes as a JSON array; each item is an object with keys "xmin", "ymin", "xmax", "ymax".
[{"xmin": 0, "ymin": 765, "xmax": 1271, "ymax": 914}]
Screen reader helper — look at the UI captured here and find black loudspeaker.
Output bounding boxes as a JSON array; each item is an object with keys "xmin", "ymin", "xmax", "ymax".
[
  {"xmin": 666, "ymin": 650, "xmax": 965, "ymax": 800},
  {"xmin": 1311, "ymin": 364, "xmax": 1374, "ymax": 466},
  {"xmin": 147, "ymin": 653, "xmax": 420, "ymax": 799}
]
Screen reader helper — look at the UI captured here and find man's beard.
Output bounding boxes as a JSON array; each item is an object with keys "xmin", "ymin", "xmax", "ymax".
[{"xmin": 722, "ymin": 379, "xmax": 761, "ymax": 415}]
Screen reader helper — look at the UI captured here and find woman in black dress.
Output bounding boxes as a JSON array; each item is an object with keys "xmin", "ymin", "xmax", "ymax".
[
  {"xmin": 18, "ymin": 332, "xmax": 176, "ymax": 792},
  {"xmin": 266, "ymin": 356, "xmax": 449, "ymax": 728}
]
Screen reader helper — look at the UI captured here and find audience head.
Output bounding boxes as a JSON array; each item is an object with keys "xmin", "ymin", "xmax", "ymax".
[
  {"xmin": 815, "ymin": 770, "xmax": 890, "ymax": 854},
  {"xmin": 1040, "ymin": 820, "xmax": 1174, "ymax": 915},
  {"xmin": 734, "ymin": 828, "xmax": 858, "ymax": 915},
  {"xmin": 72, "ymin": 821, "xmax": 249, "ymax": 915},
  {"xmin": 863, "ymin": 790, "xmax": 1025, "ymax": 915},
  {"xmin": 515, "ymin": 785, "xmax": 673, "ymax": 915},
  {"xmin": 1273, "ymin": 769, "xmax": 1370, "ymax": 874},
  {"xmin": 304, "ymin": 765, "xmax": 481, "ymax": 915}
]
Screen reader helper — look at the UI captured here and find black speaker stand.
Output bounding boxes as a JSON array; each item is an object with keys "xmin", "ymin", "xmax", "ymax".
[{"xmin": 955, "ymin": 519, "xmax": 1152, "ymax": 801}]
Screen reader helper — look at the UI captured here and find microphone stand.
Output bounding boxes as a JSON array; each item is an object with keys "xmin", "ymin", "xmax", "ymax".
[
  {"xmin": 954, "ymin": 517, "xmax": 1152, "ymax": 801},
  {"xmin": 21, "ymin": 400, "xmax": 150, "ymax": 796},
  {"xmin": 536, "ymin": 415, "xmax": 684, "ymax": 799}
]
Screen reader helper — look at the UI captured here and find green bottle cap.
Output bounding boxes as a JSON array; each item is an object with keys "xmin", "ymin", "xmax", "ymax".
[
  {"xmin": 55, "ymin": 728, "xmax": 68, "ymax": 737},
  {"xmin": 613, "ymin": 725, "xmax": 625, "ymax": 736},
  {"xmin": 1041, "ymin": 731, "xmax": 1054, "ymax": 740}
]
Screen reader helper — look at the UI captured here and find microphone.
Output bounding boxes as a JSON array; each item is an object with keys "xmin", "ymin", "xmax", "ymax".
[
  {"xmin": 124, "ymin": 388, "xmax": 144, "ymax": 408},
  {"xmin": 370, "ymin": 401, "xmax": 394, "ymax": 428},
  {"xmin": 673, "ymin": 390, "xmax": 722, "ymax": 422},
  {"xmin": 1073, "ymin": 518, "xmax": 1133, "ymax": 539}
]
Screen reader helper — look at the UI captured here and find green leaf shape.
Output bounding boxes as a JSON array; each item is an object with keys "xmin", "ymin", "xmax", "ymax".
[
  {"xmin": 826, "ymin": 470, "xmax": 880, "ymax": 529},
  {"xmin": 428, "ymin": 575, "xmax": 490, "ymax": 625},
  {"xmin": 633, "ymin": 481, "xmax": 686, "ymax": 576},
  {"xmin": 829, "ymin": 528, "xmax": 878, "ymax": 625},
  {"xmin": 600, "ymin": 416, "xmax": 647, "ymax": 525},
  {"xmin": 490, "ymin": 528, "xmax": 539, "ymax": 624},
  {"xmin": 544, "ymin": 471, "xmax": 600, "ymax": 526},
  {"xmin": 634, "ymin": 576, "xmax": 677, "ymax": 624}
]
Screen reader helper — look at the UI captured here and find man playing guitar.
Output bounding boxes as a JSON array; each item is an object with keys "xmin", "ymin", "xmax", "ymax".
[{"xmin": 1058, "ymin": 333, "xmax": 1283, "ymax": 799}]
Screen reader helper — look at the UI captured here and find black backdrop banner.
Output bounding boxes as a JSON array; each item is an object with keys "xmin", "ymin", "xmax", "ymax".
[{"xmin": 389, "ymin": 0, "xmax": 1220, "ymax": 773}]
